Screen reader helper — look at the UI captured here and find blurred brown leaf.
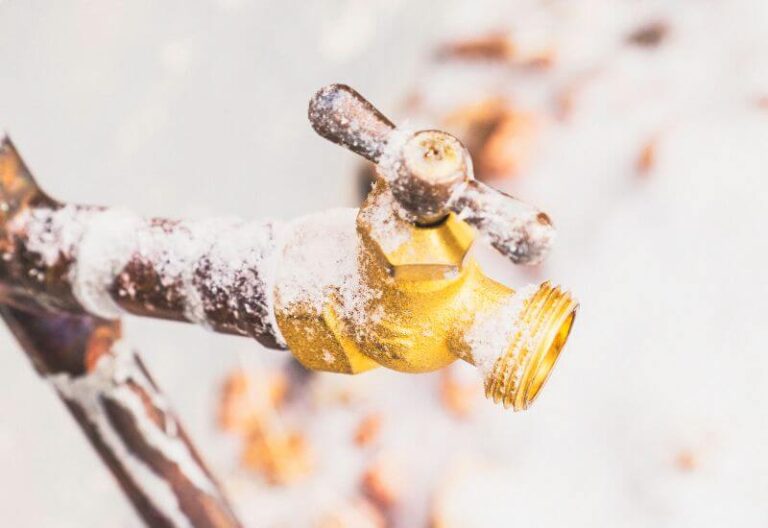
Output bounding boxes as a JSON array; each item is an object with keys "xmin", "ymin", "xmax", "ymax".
[
  {"xmin": 444, "ymin": 99, "xmax": 538, "ymax": 181},
  {"xmin": 361, "ymin": 456, "xmax": 403, "ymax": 510},
  {"xmin": 218, "ymin": 369, "xmax": 287, "ymax": 433},
  {"xmin": 439, "ymin": 369, "xmax": 481, "ymax": 419},
  {"xmin": 242, "ymin": 429, "xmax": 313, "ymax": 485},
  {"xmin": 627, "ymin": 20, "xmax": 669, "ymax": 48},
  {"xmin": 354, "ymin": 413, "xmax": 383, "ymax": 447},
  {"xmin": 316, "ymin": 498, "xmax": 386, "ymax": 528}
]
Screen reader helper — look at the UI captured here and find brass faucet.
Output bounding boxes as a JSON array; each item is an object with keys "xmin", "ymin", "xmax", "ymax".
[
  {"xmin": 0, "ymin": 84, "xmax": 577, "ymax": 411},
  {"xmin": 281, "ymin": 85, "xmax": 578, "ymax": 410}
]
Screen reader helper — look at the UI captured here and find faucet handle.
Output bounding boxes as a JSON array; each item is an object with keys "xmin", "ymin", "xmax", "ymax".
[
  {"xmin": 308, "ymin": 85, "xmax": 468, "ymax": 225},
  {"xmin": 450, "ymin": 180, "xmax": 554, "ymax": 265},
  {"xmin": 308, "ymin": 84, "xmax": 555, "ymax": 265},
  {"xmin": 373, "ymin": 128, "xmax": 554, "ymax": 265},
  {"xmin": 308, "ymin": 84, "xmax": 395, "ymax": 163}
]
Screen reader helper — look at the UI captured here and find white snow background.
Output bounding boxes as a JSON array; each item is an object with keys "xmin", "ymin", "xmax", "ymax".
[{"xmin": 0, "ymin": 0, "xmax": 766, "ymax": 526}]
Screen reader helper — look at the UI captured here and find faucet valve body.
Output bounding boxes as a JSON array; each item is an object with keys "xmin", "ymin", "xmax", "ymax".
[{"xmin": 274, "ymin": 180, "xmax": 577, "ymax": 410}]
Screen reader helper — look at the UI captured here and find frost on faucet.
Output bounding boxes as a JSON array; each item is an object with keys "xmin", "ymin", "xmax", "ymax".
[{"xmin": 0, "ymin": 83, "xmax": 578, "ymax": 411}]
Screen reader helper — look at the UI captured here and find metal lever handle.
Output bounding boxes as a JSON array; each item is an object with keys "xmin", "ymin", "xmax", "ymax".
[
  {"xmin": 308, "ymin": 84, "xmax": 554, "ymax": 265},
  {"xmin": 451, "ymin": 180, "xmax": 554, "ymax": 265},
  {"xmin": 308, "ymin": 84, "xmax": 395, "ymax": 163}
]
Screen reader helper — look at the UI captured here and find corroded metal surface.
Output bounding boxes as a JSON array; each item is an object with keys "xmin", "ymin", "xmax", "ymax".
[
  {"xmin": 0, "ymin": 138, "xmax": 283, "ymax": 349},
  {"xmin": 0, "ymin": 307, "xmax": 242, "ymax": 528},
  {"xmin": 0, "ymin": 138, "xmax": 241, "ymax": 527}
]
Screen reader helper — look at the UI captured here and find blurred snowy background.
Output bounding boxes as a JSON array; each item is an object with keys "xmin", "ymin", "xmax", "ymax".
[{"xmin": 1, "ymin": 0, "xmax": 767, "ymax": 526}]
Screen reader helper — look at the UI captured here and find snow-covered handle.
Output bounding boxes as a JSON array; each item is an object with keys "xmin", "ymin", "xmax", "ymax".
[
  {"xmin": 308, "ymin": 84, "xmax": 555, "ymax": 265},
  {"xmin": 451, "ymin": 180, "xmax": 554, "ymax": 265},
  {"xmin": 308, "ymin": 84, "xmax": 395, "ymax": 163}
]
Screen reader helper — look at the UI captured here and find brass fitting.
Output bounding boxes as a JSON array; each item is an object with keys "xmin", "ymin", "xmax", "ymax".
[
  {"xmin": 275, "ymin": 181, "xmax": 577, "ymax": 410},
  {"xmin": 278, "ymin": 84, "xmax": 579, "ymax": 410}
]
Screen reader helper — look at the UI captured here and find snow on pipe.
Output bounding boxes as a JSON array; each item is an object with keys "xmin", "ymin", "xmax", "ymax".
[{"xmin": 0, "ymin": 137, "xmax": 285, "ymax": 348}]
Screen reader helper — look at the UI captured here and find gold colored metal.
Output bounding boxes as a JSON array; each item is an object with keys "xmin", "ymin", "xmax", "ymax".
[
  {"xmin": 281, "ymin": 84, "xmax": 577, "ymax": 410},
  {"xmin": 276, "ymin": 181, "xmax": 578, "ymax": 410},
  {"xmin": 482, "ymin": 281, "xmax": 577, "ymax": 410},
  {"xmin": 277, "ymin": 299, "xmax": 381, "ymax": 375}
]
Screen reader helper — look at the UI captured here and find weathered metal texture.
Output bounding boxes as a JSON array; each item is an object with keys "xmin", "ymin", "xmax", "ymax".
[
  {"xmin": 0, "ymin": 138, "xmax": 283, "ymax": 349},
  {"xmin": 308, "ymin": 83, "xmax": 395, "ymax": 163},
  {"xmin": 308, "ymin": 84, "xmax": 555, "ymax": 263},
  {"xmin": 0, "ymin": 138, "xmax": 242, "ymax": 527},
  {"xmin": 0, "ymin": 307, "xmax": 242, "ymax": 528}
]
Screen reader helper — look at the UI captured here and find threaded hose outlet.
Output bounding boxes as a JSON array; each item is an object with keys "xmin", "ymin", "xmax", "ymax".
[{"xmin": 464, "ymin": 282, "xmax": 578, "ymax": 411}]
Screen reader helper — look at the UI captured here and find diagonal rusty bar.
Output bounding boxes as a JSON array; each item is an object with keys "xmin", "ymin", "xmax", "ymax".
[{"xmin": 1, "ymin": 306, "xmax": 243, "ymax": 528}]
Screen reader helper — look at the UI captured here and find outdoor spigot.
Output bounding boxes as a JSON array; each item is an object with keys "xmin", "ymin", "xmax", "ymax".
[
  {"xmin": 279, "ymin": 84, "xmax": 579, "ymax": 409},
  {"xmin": 0, "ymin": 84, "xmax": 578, "ymax": 411}
]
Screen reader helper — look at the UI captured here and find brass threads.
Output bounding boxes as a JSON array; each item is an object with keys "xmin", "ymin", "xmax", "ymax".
[
  {"xmin": 525, "ymin": 309, "xmax": 575, "ymax": 405},
  {"xmin": 484, "ymin": 282, "xmax": 578, "ymax": 410},
  {"xmin": 484, "ymin": 285, "xmax": 550, "ymax": 406}
]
